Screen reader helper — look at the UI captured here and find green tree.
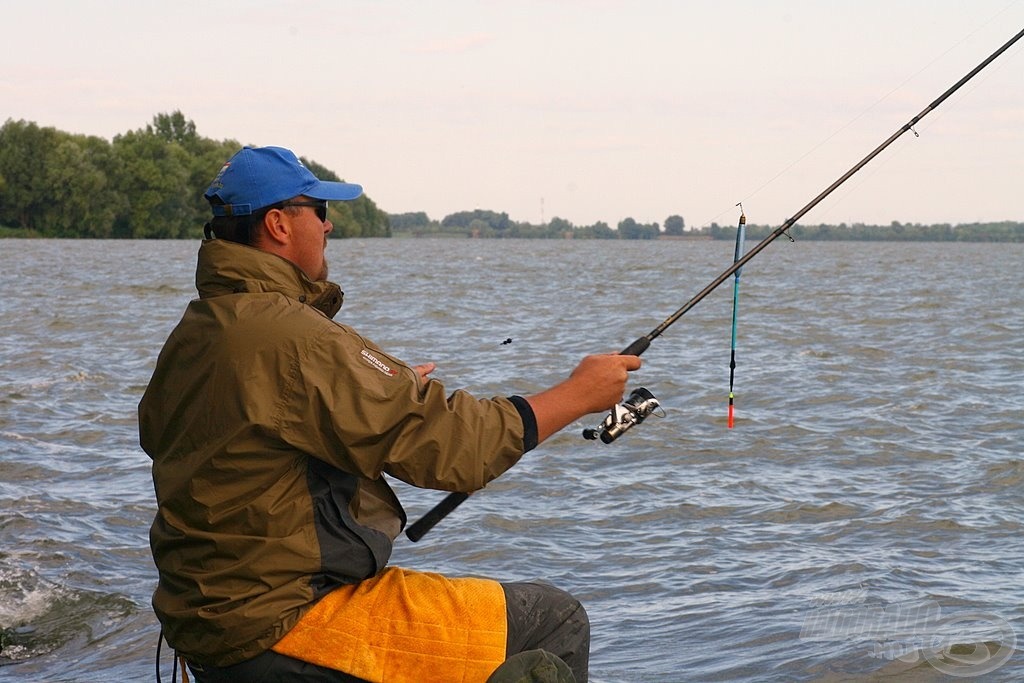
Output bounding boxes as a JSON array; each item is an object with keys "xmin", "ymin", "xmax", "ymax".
[
  {"xmin": 0, "ymin": 119, "xmax": 63, "ymax": 232},
  {"xmin": 580, "ymin": 221, "xmax": 616, "ymax": 239},
  {"xmin": 151, "ymin": 110, "xmax": 198, "ymax": 149},
  {"xmin": 618, "ymin": 217, "xmax": 659, "ymax": 239},
  {"xmin": 388, "ymin": 212, "xmax": 433, "ymax": 232},
  {"xmin": 148, "ymin": 112, "xmax": 241, "ymax": 232},
  {"xmin": 110, "ymin": 127, "xmax": 193, "ymax": 238},
  {"xmin": 44, "ymin": 136, "xmax": 119, "ymax": 237},
  {"xmin": 618, "ymin": 217, "xmax": 638, "ymax": 238},
  {"xmin": 663, "ymin": 215, "xmax": 685, "ymax": 235},
  {"xmin": 442, "ymin": 210, "xmax": 512, "ymax": 232},
  {"xmin": 547, "ymin": 216, "xmax": 574, "ymax": 238}
]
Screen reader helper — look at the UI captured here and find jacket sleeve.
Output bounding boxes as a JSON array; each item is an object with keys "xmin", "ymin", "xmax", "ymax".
[{"xmin": 275, "ymin": 317, "xmax": 531, "ymax": 492}]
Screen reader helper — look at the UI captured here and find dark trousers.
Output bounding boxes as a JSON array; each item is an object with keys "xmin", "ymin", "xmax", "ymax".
[
  {"xmin": 502, "ymin": 580, "xmax": 589, "ymax": 682},
  {"xmin": 187, "ymin": 580, "xmax": 588, "ymax": 682}
]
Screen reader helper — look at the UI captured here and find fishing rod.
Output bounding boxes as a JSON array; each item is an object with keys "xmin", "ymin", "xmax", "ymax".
[
  {"xmin": 728, "ymin": 205, "xmax": 747, "ymax": 429},
  {"xmin": 406, "ymin": 26, "xmax": 1024, "ymax": 543}
]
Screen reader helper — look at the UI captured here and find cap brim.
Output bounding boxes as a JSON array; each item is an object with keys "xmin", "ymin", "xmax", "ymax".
[{"xmin": 305, "ymin": 180, "xmax": 363, "ymax": 202}]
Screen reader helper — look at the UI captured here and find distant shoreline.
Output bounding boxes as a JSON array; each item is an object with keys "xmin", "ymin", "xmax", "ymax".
[{"xmin": 4, "ymin": 225, "xmax": 1022, "ymax": 243}]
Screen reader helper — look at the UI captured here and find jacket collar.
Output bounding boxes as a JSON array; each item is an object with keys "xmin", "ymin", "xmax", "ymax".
[{"xmin": 195, "ymin": 239, "xmax": 344, "ymax": 319}]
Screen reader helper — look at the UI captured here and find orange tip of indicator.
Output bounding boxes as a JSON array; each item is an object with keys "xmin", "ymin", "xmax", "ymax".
[{"xmin": 727, "ymin": 405, "xmax": 735, "ymax": 429}]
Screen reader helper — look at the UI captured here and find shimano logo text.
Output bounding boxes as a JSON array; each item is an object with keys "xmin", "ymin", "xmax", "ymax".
[{"xmin": 360, "ymin": 349, "xmax": 397, "ymax": 377}]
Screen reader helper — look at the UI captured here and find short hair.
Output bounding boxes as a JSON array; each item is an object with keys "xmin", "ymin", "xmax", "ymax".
[{"xmin": 204, "ymin": 200, "xmax": 302, "ymax": 245}]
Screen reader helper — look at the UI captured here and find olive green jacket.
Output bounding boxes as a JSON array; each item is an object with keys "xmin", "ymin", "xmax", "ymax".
[{"xmin": 140, "ymin": 239, "xmax": 535, "ymax": 666}]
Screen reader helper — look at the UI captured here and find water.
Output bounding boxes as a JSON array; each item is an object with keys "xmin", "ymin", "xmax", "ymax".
[{"xmin": 1, "ymin": 238, "xmax": 1021, "ymax": 682}]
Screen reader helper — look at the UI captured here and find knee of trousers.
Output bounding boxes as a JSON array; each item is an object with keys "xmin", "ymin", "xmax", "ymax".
[{"xmin": 501, "ymin": 580, "xmax": 590, "ymax": 651}]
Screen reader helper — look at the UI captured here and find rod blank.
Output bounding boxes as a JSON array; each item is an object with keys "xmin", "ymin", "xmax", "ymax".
[{"xmin": 406, "ymin": 26, "xmax": 1024, "ymax": 542}]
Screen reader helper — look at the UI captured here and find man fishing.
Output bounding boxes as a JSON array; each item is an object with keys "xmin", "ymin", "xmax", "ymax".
[{"xmin": 139, "ymin": 145, "xmax": 640, "ymax": 683}]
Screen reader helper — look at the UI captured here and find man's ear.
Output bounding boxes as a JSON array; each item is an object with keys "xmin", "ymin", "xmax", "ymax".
[{"xmin": 259, "ymin": 208, "xmax": 291, "ymax": 247}]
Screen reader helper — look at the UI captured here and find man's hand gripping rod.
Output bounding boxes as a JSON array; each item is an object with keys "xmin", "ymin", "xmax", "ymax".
[{"xmin": 406, "ymin": 26, "xmax": 1024, "ymax": 543}]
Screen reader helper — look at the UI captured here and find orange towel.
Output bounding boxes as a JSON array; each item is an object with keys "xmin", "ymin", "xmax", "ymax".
[{"xmin": 272, "ymin": 567, "xmax": 507, "ymax": 683}]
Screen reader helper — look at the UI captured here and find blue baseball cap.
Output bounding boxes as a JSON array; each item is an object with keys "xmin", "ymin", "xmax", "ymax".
[{"xmin": 204, "ymin": 146, "xmax": 363, "ymax": 216}]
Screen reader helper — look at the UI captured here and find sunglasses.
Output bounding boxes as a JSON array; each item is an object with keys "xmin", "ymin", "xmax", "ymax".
[{"xmin": 279, "ymin": 200, "xmax": 328, "ymax": 223}]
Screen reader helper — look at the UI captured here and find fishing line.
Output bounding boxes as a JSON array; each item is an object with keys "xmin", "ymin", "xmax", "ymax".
[
  {"xmin": 700, "ymin": 9, "xmax": 1022, "ymax": 230},
  {"xmin": 795, "ymin": 33, "xmax": 1022, "ymax": 228},
  {"xmin": 619, "ymin": 28, "xmax": 1024, "ymax": 358},
  {"xmin": 406, "ymin": 25, "xmax": 1024, "ymax": 543}
]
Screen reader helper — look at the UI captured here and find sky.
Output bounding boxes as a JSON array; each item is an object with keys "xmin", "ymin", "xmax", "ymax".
[{"xmin": 3, "ymin": 1, "xmax": 1022, "ymax": 229}]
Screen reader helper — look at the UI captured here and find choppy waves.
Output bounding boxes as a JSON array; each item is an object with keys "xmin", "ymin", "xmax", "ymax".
[{"xmin": 2, "ymin": 239, "xmax": 1022, "ymax": 681}]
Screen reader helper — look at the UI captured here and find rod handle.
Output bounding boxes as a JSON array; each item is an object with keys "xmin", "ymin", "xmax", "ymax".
[
  {"xmin": 619, "ymin": 336, "xmax": 651, "ymax": 357},
  {"xmin": 405, "ymin": 491, "xmax": 470, "ymax": 542}
]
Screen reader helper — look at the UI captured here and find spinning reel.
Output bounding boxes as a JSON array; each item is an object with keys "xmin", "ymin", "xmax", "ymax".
[{"xmin": 582, "ymin": 387, "xmax": 662, "ymax": 443}]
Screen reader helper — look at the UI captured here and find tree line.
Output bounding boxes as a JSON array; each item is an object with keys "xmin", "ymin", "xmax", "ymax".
[
  {"xmin": 706, "ymin": 220, "xmax": 1023, "ymax": 242},
  {"xmin": 389, "ymin": 211, "xmax": 1023, "ymax": 242},
  {"xmin": 0, "ymin": 113, "xmax": 389, "ymax": 239},
  {"xmin": 2, "ymin": 113, "xmax": 1020, "ymax": 242},
  {"xmin": 389, "ymin": 211, "xmax": 686, "ymax": 240}
]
